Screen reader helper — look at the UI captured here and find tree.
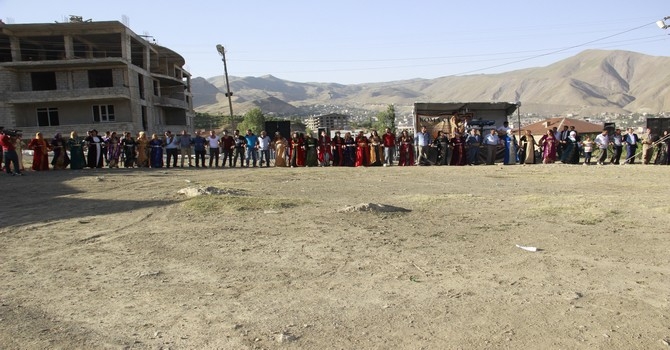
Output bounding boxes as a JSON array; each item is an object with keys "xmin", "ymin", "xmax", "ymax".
[
  {"xmin": 237, "ymin": 108, "xmax": 265, "ymax": 133},
  {"xmin": 194, "ymin": 112, "xmax": 224, "ymax": 130},
  {"xmin": 374, "ymin": 104, "xmax": 396, "ymax": 131}
]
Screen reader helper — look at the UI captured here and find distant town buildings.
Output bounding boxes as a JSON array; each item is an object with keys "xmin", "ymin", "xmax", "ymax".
[
  {"xmin": 305, "ymin": 113, "xmax": 349, "ymax": 131},
  {"xmin": 0, "ymin": 17, "xmax": 194, "ymax": 136}
]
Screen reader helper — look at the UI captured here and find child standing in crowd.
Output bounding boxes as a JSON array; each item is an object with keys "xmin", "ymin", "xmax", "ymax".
[{"xmin": 582, "ymin": 136, "xmax": 594, "ymax": 165}]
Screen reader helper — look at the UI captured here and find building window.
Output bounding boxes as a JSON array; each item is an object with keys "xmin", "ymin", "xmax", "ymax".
[
  {"xmin": 37, "ymin": 107, "xmax": 59, "ymax": 126},
  {"xmin": 31, "ymin": 72, "xmax": 57, "ymax": 91},
  {"xmin": 93, "ymin": 105, "xmax": 115, "ymax": 122},
  {"xmin": 141, "ymin": 106, "xmax": 147, "ymax": 131},
  {"xmin": 138, "ymin": 73, "xmax": 145, "ymax": 100},
  {"xmin": 88, "ymin": 69, "xmax": 114, "ymax": 88}
]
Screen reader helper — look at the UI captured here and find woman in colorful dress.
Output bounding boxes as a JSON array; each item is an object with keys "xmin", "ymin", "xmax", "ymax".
[
  {"xmin": 518, "ymin": 130, "xmax": 537, "ymax": 164},
  {"xmin": 67, "ymin": 131, "xmax": 85, "ymax": 170},
  {"xmin": 355, "ymin": 131, "xmax": 369, "ymax": 167},
  {"xmin": 28, "ymin": 132, "xmax": 50, "ymax": 171},
  {"xmin": 50, "ymin": 133, "xmax": 70, "ymax": 170},
  {"xmin": 539, "ymin": 129, "xmax": 558, "ymax": 164},
  {"xmin": 502, "ymin": 130, "xmax": 518, "ymax": 165},
  {"xmin": 368, "ymin": 130, "xmax": 383, "ymax": 166},
  {"xmin": 288, "ymin": 132, "xmax": 304, "ymax": 167},
  {"xmin": 84, "ymin": 129, "xmax": 104, "ymax": 168},
  {"xmin": 13, "ymin": 134, "xmax": 26, "ymax": 171},
  {"xmin": 317, "ymin": 130, "xmax": 332, "ymax": 166},
  {"xmin": 342, "ymin": 132, "xmax": 356, "ymax": 167},
  {"xmin": 106, "ymin": 132, "xmax": 122, "ymax": 168},
  {"xmin": 136, "ymin": 131, "xmax": 150, "ymax": 167},
  {"xmin": 397, "ymin": 130, "xmax": 414, "ymax": 166},
  {"xmin": 450, "ymin": 131, "xmax": 467, "ymax": 166},
  {"xmin": 331, "ymin": 131, "xmax": 344, "ymax": 166},
  {"xmin": 149, "ymin": 133, "xmax": 164, "ymax": 168},
  {"xmin": 271, "ymin": 132, "xmax": 288, "ymax": 167}
]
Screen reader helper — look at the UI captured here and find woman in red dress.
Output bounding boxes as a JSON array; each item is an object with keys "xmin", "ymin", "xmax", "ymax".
[
  {"xmin": 450, "ymin": 132, "xmax": 467, "ymax": 166},
  {"xmin": 28, "ymin": 132, "xmax": 50, "ymax": 171},
  {"xmin": 355, "ymin": 131, "xmax": 370, "ymax": 167},
  {"xmin": 289, "ymin": 132, "xmax": 305, "ymax": 167},
  {"xmin": 397, "ymin": 130, "xmax": 414, "ymax": 166},
  {"xmin": 317, "ymin": 130, "xmax": 332, "ymax": 166}
]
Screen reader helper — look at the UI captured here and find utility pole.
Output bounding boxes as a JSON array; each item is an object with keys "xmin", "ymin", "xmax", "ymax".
[
  {"xmin": 216, "ymin": 44, "xmax": 234, "ymax": 119},
  {"xmin": 516, "ymin": 101, "xmax": 522, "ymax": 139}
]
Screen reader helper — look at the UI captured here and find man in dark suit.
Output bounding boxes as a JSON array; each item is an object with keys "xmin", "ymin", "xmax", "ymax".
[
  {"xmin": 558, "ymin": 125, "xmax": 569, "ymax": 158},
  {"xmin": 623, "ymin": 128, "xmax": 639, "ymax": 164}
]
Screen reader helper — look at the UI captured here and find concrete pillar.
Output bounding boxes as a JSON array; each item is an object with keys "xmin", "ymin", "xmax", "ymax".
[
  {"xmin": 64, "ymin": 35, "xmax": 74, "ymax": 59},
  {"xmin": 120, "ymin": 32, "xmax": 131, "ymax": 61},
  {"xmin": 10, "ymin": 37, "xmax": 20, "ymax": 62},
  {"xmin": 144, "ymin": 46, "xmax": 150, "ymax": 73}
]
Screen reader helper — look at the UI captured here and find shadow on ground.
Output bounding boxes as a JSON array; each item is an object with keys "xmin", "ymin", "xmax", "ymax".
[{"xmin": 0, "ymin": 169, "xmax": 172, "ymax": 228}]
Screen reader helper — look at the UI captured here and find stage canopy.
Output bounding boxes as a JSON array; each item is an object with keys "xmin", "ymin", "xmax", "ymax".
[{"xmin": 413, "ymin": 102, "xmax": 520, "ymax": 135}]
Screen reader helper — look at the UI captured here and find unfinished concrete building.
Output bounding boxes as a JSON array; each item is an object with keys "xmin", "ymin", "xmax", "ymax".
[
  {"xmin": 305, "ymin": 113, "xmax": 349, "ymax": 133},
  {"xmin": 0, "ymin": 18, "xmax": 194, "ymax": 136}
]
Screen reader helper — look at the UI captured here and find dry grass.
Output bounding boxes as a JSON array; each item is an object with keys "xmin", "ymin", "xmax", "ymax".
[{"xmin": 183, "ymin": 195, "xmax": 306, "ymax": 213}]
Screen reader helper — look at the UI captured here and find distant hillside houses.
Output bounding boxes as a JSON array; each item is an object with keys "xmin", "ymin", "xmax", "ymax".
[{"xmin": 193, "ymin": 50, "xmax": 670, "ymax": 120}]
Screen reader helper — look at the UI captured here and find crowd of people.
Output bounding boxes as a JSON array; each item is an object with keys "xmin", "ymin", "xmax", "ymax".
[
  {"xmin": 529, "ymin": 125, "xmax": 670, "ymax": 166},
  {"xmin": 1, "ymin": 123, "xmax": 669, "ymax": 175}
]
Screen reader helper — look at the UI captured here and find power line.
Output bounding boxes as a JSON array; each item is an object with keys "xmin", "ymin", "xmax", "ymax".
[
  {"xmin": 452, "ymin": 21, "xmax": 657, "ymax": 76},
  {"xmin": 228, "ymin": 21, "xmax": 664, "ymax": 85}
]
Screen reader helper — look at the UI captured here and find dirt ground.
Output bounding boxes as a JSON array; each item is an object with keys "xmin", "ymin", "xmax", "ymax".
[{"xmin": 1, "ymin": 163, "xmax": 670, "ymax": 349}]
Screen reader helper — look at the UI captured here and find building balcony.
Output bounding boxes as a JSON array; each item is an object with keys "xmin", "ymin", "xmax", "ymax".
[
  {"xmin": 154, "ymin": 95, "xmax": 188, "ymax": 109},
  {"xmin": 0, "ymin": 57, "xmax": 129, "ymax": 70},
  {"xmin": 7, "ymin": 86, "xmax": 131, "ymax": 104},
  {"xmin": 151, "ymin": 72, "xmax": 187, "ymax": 86}
]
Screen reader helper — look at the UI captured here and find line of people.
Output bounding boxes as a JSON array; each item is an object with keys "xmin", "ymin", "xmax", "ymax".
[
  {"xmin": 534, "ymin": 126, "xmax": 670, "ymax": 165},
  {"xmin": 3, "ymin": 125, "xmax": 669, "ymax": 174}
]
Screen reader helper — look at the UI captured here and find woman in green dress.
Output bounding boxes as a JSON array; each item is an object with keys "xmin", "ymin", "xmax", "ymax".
[{"xmin": 67, "ymin": 131, "xmax": 86, "ymax": 170}]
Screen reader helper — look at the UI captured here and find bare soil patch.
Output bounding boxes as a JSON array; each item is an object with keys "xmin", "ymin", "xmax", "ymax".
[{"xmin": 1, "ymin": 164, "xmax": 669, "ymax": 349}]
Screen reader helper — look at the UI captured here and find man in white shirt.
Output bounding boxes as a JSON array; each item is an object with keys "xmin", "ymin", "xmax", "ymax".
[
  {"xmin": 594, "ymin": 129, "xmax": 609, "ymax": 165},
  {"xmin": 414, "ymin": 126, "xmax": 431, "ymax": 165},
  {"xmin": 497, "ymin": 121, "xmax": 512, "ymax": 135},
  {"xmin": 257, "ymin": 130, "xmax": 272, "ymax": 167},
  {"xmin": 164, "ymin": 130, "xmax": 179, "ymax": 168},
  {"xmin": 483, "ymin": 129, "xmax": 500, "ymax": 165},
  {"xmin": 207, "ymin": 130, "xmax": 220, "ymax": 167}
]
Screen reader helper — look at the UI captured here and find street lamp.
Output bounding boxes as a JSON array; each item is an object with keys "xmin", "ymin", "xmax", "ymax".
[
  {"xmin": 216, "ymin": 44, "xmax": 234, "ymax": 119},
  {"xmin": 657, "ymin": 16, "xmax": 670, "ymax": 30}
]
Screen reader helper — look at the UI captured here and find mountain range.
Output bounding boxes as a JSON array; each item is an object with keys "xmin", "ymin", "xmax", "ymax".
[{"xmin": 192, "ymin": 49, "xmax": 670, "ymax": 118}]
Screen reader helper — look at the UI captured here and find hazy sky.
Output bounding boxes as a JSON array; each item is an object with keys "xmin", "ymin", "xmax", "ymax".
[{"xmin": 2, "ymin": 0, "xmax": 670, "ymax": 84}]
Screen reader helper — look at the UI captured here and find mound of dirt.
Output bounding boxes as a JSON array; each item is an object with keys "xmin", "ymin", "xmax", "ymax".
[
  {"xmin": 338, "ymin": 202, "xmax": 411, "ymax": 213},
  {"xmin": 177, "ymin": 186, "xmax": 245, "ymax": 197}
]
